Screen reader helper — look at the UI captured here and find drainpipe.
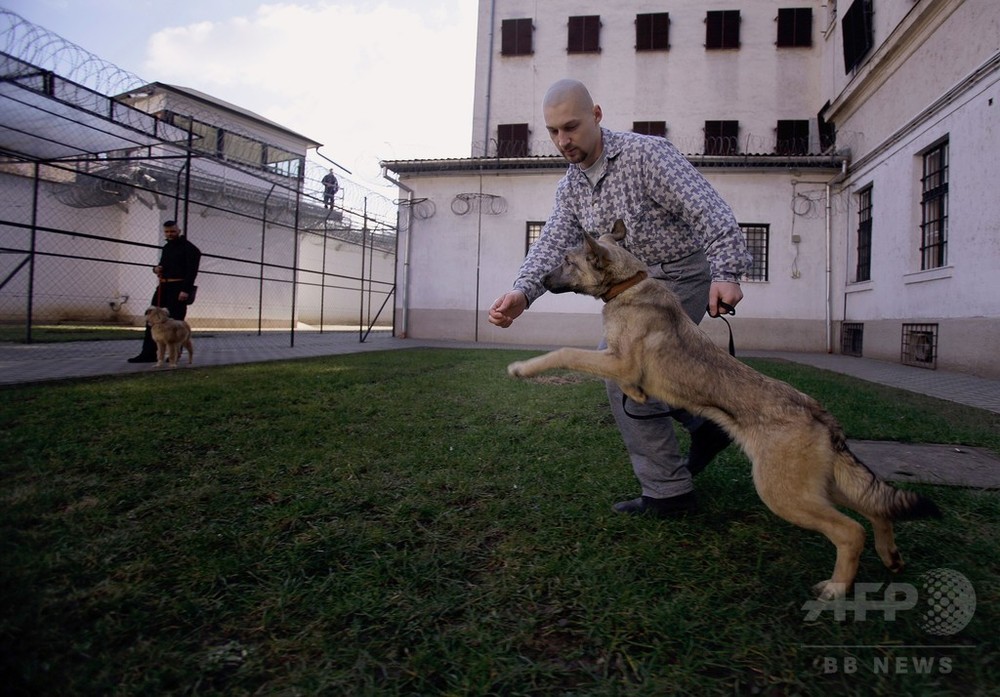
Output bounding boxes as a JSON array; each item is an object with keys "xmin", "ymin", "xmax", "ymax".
[
  {"xmin": 825, "ymin": 159, "xmax": 849, "ymax": 353},
  {"xmin": 382, "ymin": 167, "xmax": 414, "ymax": 338},
  {"xmin": 481, "ymin": 0, "xmax": 496, "ymax": 156}
]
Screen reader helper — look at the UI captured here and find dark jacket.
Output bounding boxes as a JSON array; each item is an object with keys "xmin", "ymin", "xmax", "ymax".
[{"xmin": 159, "ymin": 237, "xmax": 201, "ymax": 293}]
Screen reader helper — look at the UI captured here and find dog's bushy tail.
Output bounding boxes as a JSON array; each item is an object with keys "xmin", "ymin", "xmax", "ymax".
[{"xmin": 833, "ymin": 448, "xmax": 942, "ymax": 521}]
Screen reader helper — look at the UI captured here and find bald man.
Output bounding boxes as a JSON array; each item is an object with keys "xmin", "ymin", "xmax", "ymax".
[{"xmin": 489, "ymin": 79, "xmax": 752, "ymax": 517}]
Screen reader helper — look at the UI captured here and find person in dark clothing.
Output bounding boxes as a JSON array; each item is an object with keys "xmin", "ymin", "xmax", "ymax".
[
  {"xmin": 322, "ymin": 169, "xmax": 340, "ymax": 208},
  {"xmin": 128, "ymin": 220, "xmax": 202, "ymax": 363}
]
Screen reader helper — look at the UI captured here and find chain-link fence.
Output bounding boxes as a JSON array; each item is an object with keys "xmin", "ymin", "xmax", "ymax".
[{"xmin": 0, "ymin": 10, "xmax": 397, "ymax": 347}]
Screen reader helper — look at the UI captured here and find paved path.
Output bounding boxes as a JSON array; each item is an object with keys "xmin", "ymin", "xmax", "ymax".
[{"xmin": 741, "ymin": 350, "xmax": 1000, "ymax": 415}]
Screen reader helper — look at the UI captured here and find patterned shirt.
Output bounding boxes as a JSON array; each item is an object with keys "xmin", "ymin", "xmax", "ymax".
[{"xmin": 514, "ymin": 128, "xmax": 753, "ymax": 304}]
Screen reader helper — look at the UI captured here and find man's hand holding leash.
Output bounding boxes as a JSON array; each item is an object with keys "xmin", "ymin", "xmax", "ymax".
[{"xmin": 708, "ymin": 281, "xmax": 742, "ymax": 318}]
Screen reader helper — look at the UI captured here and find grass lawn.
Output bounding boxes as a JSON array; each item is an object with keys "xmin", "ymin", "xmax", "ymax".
[{"xmin": 1, "ymin": 348, "xmax": 998, "ymax": 696}]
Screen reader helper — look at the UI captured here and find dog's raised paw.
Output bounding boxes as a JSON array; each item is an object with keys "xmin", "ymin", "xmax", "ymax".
[{"xmin": 507, "ymin": 362, "xmax": 526, "ymax": 378}]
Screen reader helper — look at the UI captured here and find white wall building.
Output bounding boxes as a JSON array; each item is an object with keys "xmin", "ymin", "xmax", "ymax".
[{"xmin": 384, "ymin": 0, "xmax": 1000, "ymax": 378}]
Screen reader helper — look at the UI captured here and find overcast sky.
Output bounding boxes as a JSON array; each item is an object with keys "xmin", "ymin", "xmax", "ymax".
[{"xmin": 2, "ymin": 0, "xmax": 478, "ymax": 190}]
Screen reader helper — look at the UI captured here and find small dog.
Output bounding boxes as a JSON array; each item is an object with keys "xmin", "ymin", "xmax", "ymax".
[
  {"xmin": 144, "ymin": 306, "xmax": 194, "ymax": 369},
  {"xmin": 507, "ymin": 220, "xmax": 940, "ymax": 600}
]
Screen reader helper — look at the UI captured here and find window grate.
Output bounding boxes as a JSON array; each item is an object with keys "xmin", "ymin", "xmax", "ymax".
[
  {"xmin": 740, "ymin": 223, "xmax": 769, "ymax": 282},
  {"xmin": 525, "ymin": 221, "xmax": 544, "ymax": 253},
  {"xmin": 920, "ymin": 140, "xmax": 949, "ymax": 270},
  {"xmin": 901, "ymin": 323, "xmax": 938, "ymax": 369},
  {"xmin": 841, "ymin": 322, "xmax": 864, "ymax": 357},
  {"xmin": 856, "ymin": 186, "xmax": 872, "ymax": 281}
]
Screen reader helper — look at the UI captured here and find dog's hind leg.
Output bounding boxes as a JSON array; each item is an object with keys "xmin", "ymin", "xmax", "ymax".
[
  {"xmin": 184, "ymin": 338, "xmax": 194, "ymax": 365},
  {"xmin": 871, "ymin": 518, "xmax": 903, "ymax": 572},
  {"xmin": 753, "ymin": 461, "xmax": 866, "ymax": 600}
]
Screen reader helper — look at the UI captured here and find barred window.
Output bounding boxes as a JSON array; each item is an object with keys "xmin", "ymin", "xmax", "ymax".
[
  {"xmin": 568, "ymin": 15, "xmax": 601, "ymax": 53},
  {"xmin": 526, "ymin": 221, "xmax": 544, "ymax": 253},
  {"xmin": 841, "ymin": 322, "xmax": 864, "ymax": 357},
  {"xmin": 777, "ymin": 8, "xmax": 812, "ymax": 47},
  {"xmin": 706, "ymin": 10, "xmax": 740, "ymax": 49},
  {"xmin": 920, "ymin": 140, "xmax": 949, "ymax": 269},
  {"xmin": 636, "ymin": 12, "xmax": 670, "ymax": 51},
  {"xmin": 856, "ymin": 186, "xmax": 872, "ymax": 281},
  {"xmin": 740, "ymin": 223, "xmax": 769, "ymax": 282},
  {"xmin": 633, "ymin": 121, "xmax": 667, "ymax": 138},
  {"xmin": 501, "ymin": 18, "xmax": 533, "ymax": 56}
]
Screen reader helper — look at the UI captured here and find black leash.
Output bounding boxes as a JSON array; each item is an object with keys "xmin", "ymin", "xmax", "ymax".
[{"xmin": 621, "ymin": 301, "xmax": 737, "ymax": 420}]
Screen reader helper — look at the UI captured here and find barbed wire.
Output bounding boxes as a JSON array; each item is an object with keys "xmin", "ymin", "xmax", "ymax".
[
  {"xmin": 0, "ymin": 9, "xmax": 146, "ymax": 96},
  {"xmin": 0, "ymin": 8, "xmax": 397, "ymax": 232},
  {"xmin": 470, "ymin": 132, "xmax": 849, "ymax": 161},
  {"xmin": 451, "ymin": 193, "xmax": 507, "ymax": 216}
]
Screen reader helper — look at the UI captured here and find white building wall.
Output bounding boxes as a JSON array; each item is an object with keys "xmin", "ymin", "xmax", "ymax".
[
  {"xmin": 393, "ymin": 0, "xmax": 1000, "ymax": 376},
  {"xmin": 474, "ymin": 0, "xmax": 826, "ymax": 157},
  {"xmin": 822, "ymin": 0, "xmax": 1000, "ymax": 376},
  {"xmin": 395, "ymin": 166, "xmax": 835, "ymax": 353}
]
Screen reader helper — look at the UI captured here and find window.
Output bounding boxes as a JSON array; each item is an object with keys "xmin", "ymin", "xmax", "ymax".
[
  {"xmin": 222, "ymin": 131, "xmax": 264, "ymax": 168},
  {"xmin": 856, "ymin": 186, "xmax": 873, "ymax": 282},
  {"xmin": 501, "ymin": 18, "xmax": 533, "ymax": 55},
  {"xmin": 776, "ymin": 120, "xmax": 810, "ymax": 155},
  {"xmin": 497, "ymin": 124, "xmax": 529, "ymax": 157},
  {"xmin": 818, "ymin": 103, "xmax": 836, "ymax": 151},
  {"xmin": 265, "ymin": 146, "xmax": 302, "ymax": 179},
  {"xmin": 901, "ymin": 323, "xmax": 938, "ymax": 369},
  {"xmin": 842, "ymin": 0, "xmax": 874, "ymax": 72},
  {"xmin": 526, "ymin": 221, "xmax": 545, "ymax": 252},
  {"xmin": 636, "ymin": 12, "xmax": 670, "ymax": 51},
  {"xmin": 741, "ymin": 224, "xmax": 769, "ymax": 282},
  {"xmin": 170, "ymin": 113, "xmax": 220, "ymax": 155},
  {"xmin": 706, "ymin": 10, "xmax": 740, "ymax": 49},
  {"xmin": 920, "ymin": 140, "xmax": 949, "ymax": 269},
  {"xmin": 777, "ymin": 8, "xmax": 813, "ymax": 47},
  {"xmin": 705, "ymin": 120, "xmax": 739, "ymax": 155},
  {"xmin": 568, "ymin": 15, "xmax": 601, "ymax": 53},
  {"xmin": 841, "ymin": 322, "xmax": 864, "ymax": 357},
  {"xmin": 167, "ymin": 112, "xmax": 299, "ymax": 178},
  {"xmin": 633, "ymin": 121, "xmax": 667, "ymax": 138}
]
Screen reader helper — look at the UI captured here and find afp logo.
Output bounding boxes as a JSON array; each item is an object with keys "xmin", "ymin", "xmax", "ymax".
[{"xmin": 802, "ymin": 568, "xmax": 976, "ymax": 635}]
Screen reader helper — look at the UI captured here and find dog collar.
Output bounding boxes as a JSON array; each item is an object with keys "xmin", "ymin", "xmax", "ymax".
[{"xmin": 602, "ymin": 271, "xmax": 648, "ymax": 303}]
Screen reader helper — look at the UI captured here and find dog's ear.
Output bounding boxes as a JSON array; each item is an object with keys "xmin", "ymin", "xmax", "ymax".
[
  {"xmin": 610, "ymin": 219, "xmax": 627, "ymax": 241},
  {"xmin": 583, "ymin": 232, "xmax": 611, "ymax": 268}
]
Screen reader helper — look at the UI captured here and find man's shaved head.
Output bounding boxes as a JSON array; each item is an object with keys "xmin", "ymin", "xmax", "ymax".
[
  {"xmin": 542, "ymin": 79, "xmax": 603, "ymax": 168},
  {"xmin": 542, "ymin": 79, "xmax": 594, "ymax": 113}
]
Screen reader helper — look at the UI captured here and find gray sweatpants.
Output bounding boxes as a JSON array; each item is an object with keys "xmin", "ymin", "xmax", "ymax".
[{"xmin": 601, "ymin": 250, "xmax": 712, "ymax": 499}]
